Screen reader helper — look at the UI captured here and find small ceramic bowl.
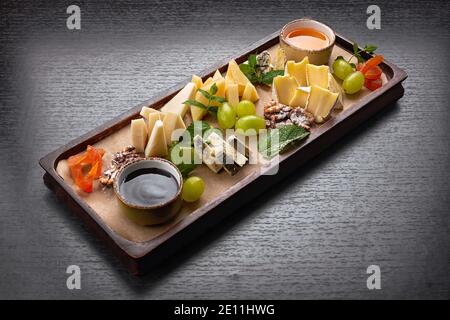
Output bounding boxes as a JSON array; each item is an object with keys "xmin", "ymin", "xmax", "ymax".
[
  {"xmin": 279, "ymin": 19, "xmax": 336, "ymax": 65},
  {"xmin": 113, "ymin": 158, "xmax": 183, "ymax": 226}
]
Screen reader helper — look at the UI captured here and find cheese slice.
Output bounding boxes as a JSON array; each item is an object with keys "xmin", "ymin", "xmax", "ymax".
[
  {"xmin": 227, "ymin": 59, "xmax": 251, "ymax": 95},
  {"xmin": 160, "ymin": 82, "xmax": 196, "ymax": 117},
  {"xmin": 145, "ymin": 120, "xmax": 168, "ymax": 157},
  {"xmin": 162, "ymin": 112, "xmax": 178, "ymax": 143},
  {"xmin": 273, "ymin": 75, "xmax": 298, "ymax": 106},
  {"xmin": 306, "ymin": 85, "xmax": 339, "ymax": 123},
  {"xmin": 285, "ymin": 57, "xmax": 309, "ymax": 86},
  {"xmin": 147, "ymin": 112, "xmax": 161, "ymax": 136},
  {"xmin": 203, "ymin": 77, "xmax": 213, "ymax": 88},
  {"xmin": 289, "ymin": 86, "xmax": 310, "ymax": 109},
  {"xmin": 191, "ymin": 75, "xmax": 203, "ymax": 89},
  {"xmin": 213, "ymin": 69, "xmax": 224, "ymax": 80},
  {"xmin": 140, "ymin": 107, "xmax": 158, "ymax": 120},
  {"xmin": 191, "ymin": 78, "xmax": 226, "ymax": 121},
  {"xmin": 306, "ymin": 64, "xmax": 329, "ymax": 89},
  {"xmin": 130, "ymin": 118, "xmax": 148, "ymax": 153},
  {"xmin": 241, "ymin": 82, "xmax": 259, "ymax": 102},
  {"xmin": 226, "ymin": 83, "xmax": 239, "ymax": 108}
]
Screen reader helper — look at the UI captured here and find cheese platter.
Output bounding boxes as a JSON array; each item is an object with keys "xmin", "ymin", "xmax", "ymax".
[{"xmin": 40, "ymin": 19, "xmax": 407, "ymax": 275}]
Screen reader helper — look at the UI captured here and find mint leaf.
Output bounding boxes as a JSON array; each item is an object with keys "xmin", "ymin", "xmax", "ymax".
[
  {"xmin": 197, "ymin": 88, "xmax": 212, "ymax": 100},
  {"xmin": 248, "ymin": 54, "xmax": 257, "ymax": 69},
  {"xmin": 364, "ymin": 44, "xmax": 377, "ymax": 53},
  {"xmin": 209, "ymin": 95, "xmax": 226, "ymax": 103},
  {"xmin": 259, "ymin": 125, "xmax": 310, "ymax": 158},
  {"xmin": 184, "ymin": 99, "xmax": 206, "ymax": 110}
]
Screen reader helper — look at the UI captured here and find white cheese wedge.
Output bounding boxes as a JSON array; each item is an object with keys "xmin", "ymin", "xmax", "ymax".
[
  {"xmin": 162, "ymin": 112, "xmax": 178, "ymax": 144},
  {"xmin": 160, "ymin": 82, "xmax": 196, "ymax": 117},
  {"xmin": 273, "ymin": 75, "xmax": 298, "ymax": 106},
  {"xmin": 285, "ymin": 57, "xmax": 309, "ymax": 86},
  {"xmin": 227, "ymin": 59, "xmax": 251, "ymax": 95},
  {"xmin": 147, "ymin": 112, "xmax": 161, "ymax": 136},
  {"xmin": 140, "ymin": 107, "xmax": 158, "ymax": 120},
  {"xmin": 306, "ymin": 85, "xmax": 339, "ymax": 123},
  {"xmin": 130, "ymin": 118, "xmax": 148, "ymax": 153},
  {"xmin": 241, "ymin": 82, "xmax": 259, "ymax": 102},
  {"xmin": 191, "ymin": 75, "xmax": 203, "ymax": 89},
  {"xmin": 226, "ymin": 83, "xmax": 239, "ymax": 108},
  {"xmin": 289, "ymin": 86, "xmax": 310, "ymax": 109},
  {"xmin": 145, "ymin": 120, "xmax": 168, "ymax": 158},
  {"xmin": 306, "ymin": 64, "xmax": 329, "ymax": 89}
]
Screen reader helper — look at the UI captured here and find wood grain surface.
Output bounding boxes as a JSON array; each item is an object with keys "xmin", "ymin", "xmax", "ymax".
[{"xmin": 0, "ymin": 0, "xmax": 449, "ymax": 299}]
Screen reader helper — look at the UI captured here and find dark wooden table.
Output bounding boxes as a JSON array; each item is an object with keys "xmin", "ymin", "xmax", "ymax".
[{"xmin": 0, "ymin": 0, "xmax": 449, "ymax": 299}]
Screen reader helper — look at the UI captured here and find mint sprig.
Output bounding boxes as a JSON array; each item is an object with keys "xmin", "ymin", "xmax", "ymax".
[{"xmin": 183, "ymin": 83, "xmax": 225, "ymax": 116}]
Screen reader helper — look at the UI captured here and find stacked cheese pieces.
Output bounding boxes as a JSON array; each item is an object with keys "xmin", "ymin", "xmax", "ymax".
[
  {"xmin": 273, "ymin": 57, "xmax": 339, "ymax": 123},
  {"xmin": 130, "ymin": 82, "xmax": 197, "ymax": 157},
  {"xmin": 189, "ymin": 61, "xmax": 259, "ymax": 121}
]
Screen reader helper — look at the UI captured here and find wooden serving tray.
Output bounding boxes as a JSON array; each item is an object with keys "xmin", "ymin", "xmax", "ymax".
[{"xmin": 39, "ymin": 29, "xmax": 407, "ymax": 275}]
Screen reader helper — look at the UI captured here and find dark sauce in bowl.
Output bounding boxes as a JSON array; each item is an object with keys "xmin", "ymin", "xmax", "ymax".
[{"xmin": 119, "ymin": 168, "xmax": 179, "ymax": 207}]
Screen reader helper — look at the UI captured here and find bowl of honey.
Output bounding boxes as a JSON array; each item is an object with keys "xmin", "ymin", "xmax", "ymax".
[{"xmin": 280, "ymin": 19, "xmax": 335, "ymax": 65}]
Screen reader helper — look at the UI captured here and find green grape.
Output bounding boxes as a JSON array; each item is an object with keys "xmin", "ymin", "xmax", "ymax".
[
  {"xmin": 342, "ymin": 71, "xmax": 364, "ymax": 94},
  {"xmin": 182, "ymin": 176, "xmax": 205, "ymax": 202},
  {"xmin": 235, "ymin": 115, "xmax": 266, "ymax": 135},
  {"xmin": 332, "ymin": 58, "xmax": 354, "ymax": 80},
  {"xmin": 217, "ymin": 102, "xmax": 236, "ymax": 129},
  {"xmin": 236, "ymin": 100, "xmax": 256, "ymax": 117}
]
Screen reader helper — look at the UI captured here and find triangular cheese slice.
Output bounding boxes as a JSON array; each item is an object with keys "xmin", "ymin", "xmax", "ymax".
[
  {"xmin": 285, "ymin": 57, "xmax": 309, "ymax": 86},
  {"xmin": 226, "ymin": 83, "xmax": 239, "ymax": 108},
  {"xmin": 147, "ymin": 112, "xmax": 161, "ymax": 136},
  {"xmin": 306, "ymin": 64, "xmax": 329, "ymax": 89},
  {"xmin": 191, "ymin": 75, "xmax": 203, "ymax": 89},
  {"xmin": 160, "ymin": 82, "xmax": 196, "ymax": 117},
  {"xmin": 227, "ymin": 59, "xmax": 251, "ymax": 95},
  {"xmin": 241, "ymin": 82, "xmax": 259, "ymax": 102},
  {"xmin": 162, "ymin": 112, "xmax": 178, "ymax": 144},
  {"xmin": 213, "ymin": 69, "xmax": 224, "ymax": 80},
  {"xmin": 130, "ymin": 118, "xmax": 148, "ymax": 153},
  {"xmin": 145, "ymin": 120, "xmax": 168, "ymax": 157}
]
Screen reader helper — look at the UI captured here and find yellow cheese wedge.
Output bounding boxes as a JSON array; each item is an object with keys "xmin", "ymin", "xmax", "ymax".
[
  {"xmin": 213, "ymin": 69, "xmax": 224, "ymax": 80},
  {"xmin": 160, "ymin": 82, "xmax": 196, "ymax": 117},
  {"xmin": 306, "ymin": 85, "xmax": 339, "ymax": 123},
  {"xmin": 285, "ymin": 57, "xmax": 309, "ymax": 86},
  {"xmin": 191, "ymin": 75, "xmax": 203, "ymax": 89},
  {"xmin": 145, "ymin": 120, "xmax": 168, "ymax": 157},
  {"xmin": 273, "ymin": 75, "xmax": 298, "ymax": 106},
  {"xmin": 147, "ymin": 112, "xmax": 161, "ymax": 136},
  {"xmin": 203, "ymin": 77, "xmax": 213, "ymax": 88},
  {"xmin": 190, "ymin": 78, "xmax": 226, "ymax": 121},
  {"xmin": 306, "ymin": 64, "xmax": 329, "ymax": 89},
  {"xmin": 162, "ymin": 112, "xmax": 178, "ymax": 144},
  {"xmin": 241, "ymin": 82, "xmax": 259, "ymax": 102},
  {"xmin": 226, "ymin": 83, "xmax": 239, "ymax": 108},
  {"xmin": 289, "ymin": 87, "xmax": 310, "ymax": 109},
  {"xmin": 227, "ymin": 59, "xmax": 251, "ymax": 95},
  {"xmin": 130, "ymin": 118, "xmax": 148, "ymax": 153},
  {"xmin": 140, "ymin": 107, "xmax": 158, "ymax": 120}
]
